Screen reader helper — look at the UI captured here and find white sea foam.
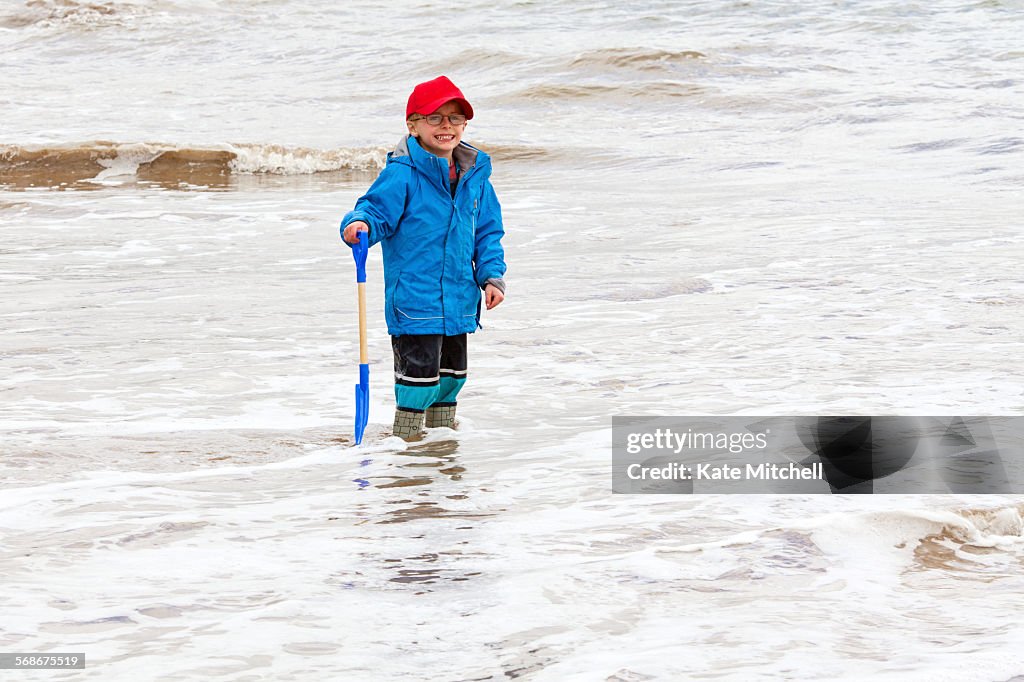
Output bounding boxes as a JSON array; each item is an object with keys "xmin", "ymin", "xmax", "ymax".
[{"xmin": 227, "ymin": 143, "xmax": 387, "ymax": 175}]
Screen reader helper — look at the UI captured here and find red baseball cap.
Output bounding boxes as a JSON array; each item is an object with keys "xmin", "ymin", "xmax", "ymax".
[{"xmin": 406, "ymin": 75, "xmax": 474, "ymax": 120}]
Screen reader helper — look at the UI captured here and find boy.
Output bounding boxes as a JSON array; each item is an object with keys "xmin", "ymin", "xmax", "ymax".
[{"xmin": 341, "ymin": 75, "xmax": 506, "ymax": 440}]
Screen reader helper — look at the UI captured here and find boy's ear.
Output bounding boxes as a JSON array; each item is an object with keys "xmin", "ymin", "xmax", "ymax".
[{"xmin": 406, "ymin": 120, "xmax": 418, "ymax": 137}]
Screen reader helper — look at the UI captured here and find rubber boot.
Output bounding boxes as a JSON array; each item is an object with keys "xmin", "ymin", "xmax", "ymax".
[
  {"xmin": 425, "ymin": 404, "xmax": 456, "ymax": 429},
  {"xmin": 392, "ymin": 409, "xmax": 425, "ymax": 441}
]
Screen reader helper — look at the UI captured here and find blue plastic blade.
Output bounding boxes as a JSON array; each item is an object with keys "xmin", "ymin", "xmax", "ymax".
[{"xmin": 354, "ymin": 363, "xmax": 370, "ymax": 445}]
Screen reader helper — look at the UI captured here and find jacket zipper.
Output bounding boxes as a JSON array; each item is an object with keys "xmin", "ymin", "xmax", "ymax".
[
  {"xmin": 436, "ymin": 155, "xmax": 483, "ymax": 333},
  {"xmin": 440, "ymin": 157, "xmax": 452, "ymax": 331}
]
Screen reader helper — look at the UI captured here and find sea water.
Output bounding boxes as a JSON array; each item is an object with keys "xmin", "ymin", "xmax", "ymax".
[{"xmin": 2, "ymin": 1, "xmax": 1023, "ymax": 680}]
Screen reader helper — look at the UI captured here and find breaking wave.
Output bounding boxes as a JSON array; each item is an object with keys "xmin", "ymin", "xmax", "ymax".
[
  {"xmin": 0, "ymin": 142, "xmax": 388, "ymax": 189},
  {"xmin": 0, "ymin": 140, "xmax": 561, "ymax": 190}
]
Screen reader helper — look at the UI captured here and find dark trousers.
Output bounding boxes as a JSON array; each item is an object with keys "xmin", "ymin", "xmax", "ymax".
[{"xmin": 392, "ymin": 334, "xmax": 467, "ymax": 413}]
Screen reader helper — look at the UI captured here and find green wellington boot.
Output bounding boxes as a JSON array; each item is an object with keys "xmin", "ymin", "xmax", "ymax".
[
  {"xmin": 392, "ymin": 409, "xmax": 425, "ymax": 440},
  {"xmin": 425, "ymin": 404, "xmax": 456, "ymax": 429}
]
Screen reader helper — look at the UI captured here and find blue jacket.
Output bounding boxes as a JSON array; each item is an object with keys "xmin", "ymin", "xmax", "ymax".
[{"xmin": 341, "ymin": 135, "xmax": 506, "ymax": 336}]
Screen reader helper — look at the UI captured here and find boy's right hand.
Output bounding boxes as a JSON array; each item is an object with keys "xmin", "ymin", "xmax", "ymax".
[{"xmin": 343, "ymin": 221, "xmax": 369, "ymax": 244}]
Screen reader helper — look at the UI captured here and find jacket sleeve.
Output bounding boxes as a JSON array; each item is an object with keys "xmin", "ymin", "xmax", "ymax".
[
  {"xmin": 473, "ymin": 180, "xmax": 506, "ymax": 287},
  {"xmin": 340, "ymin": 163, "xmax": 409, "ymax": 247}
]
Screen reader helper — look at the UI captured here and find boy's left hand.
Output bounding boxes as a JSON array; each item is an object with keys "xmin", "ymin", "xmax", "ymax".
[{"xmin": 484, "ymin": 284, "xmax": 504, "ymax": 310}]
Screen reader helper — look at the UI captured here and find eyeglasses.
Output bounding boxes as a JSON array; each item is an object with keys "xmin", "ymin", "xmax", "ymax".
[{"xmin": 410, "ymin": 113, "xmax": 467, "ymax": 126}]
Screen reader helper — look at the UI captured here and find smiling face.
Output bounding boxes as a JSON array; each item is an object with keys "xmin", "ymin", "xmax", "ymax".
[{"xmin": 406, "ymin": 100, "xmax": 466, "ymax": 162}]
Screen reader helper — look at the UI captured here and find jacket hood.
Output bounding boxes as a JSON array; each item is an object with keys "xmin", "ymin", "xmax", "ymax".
[{"xmin": 389, "ymin": 134, "xmax": 489, "ymax": 177}]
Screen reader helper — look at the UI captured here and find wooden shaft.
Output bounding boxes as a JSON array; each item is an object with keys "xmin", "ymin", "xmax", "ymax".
[{"xmin": 357, "ymin": 282, "xmax": 368, "ymax": 364}]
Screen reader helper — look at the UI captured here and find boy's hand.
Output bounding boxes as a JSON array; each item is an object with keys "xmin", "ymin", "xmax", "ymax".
[
  {"xmin": 484, "ymin": 284, "xmax": 504, "ymax": 310},
  {"xmin": 343, "ymin": 221, "xmax": 369, "ymax": 244}
]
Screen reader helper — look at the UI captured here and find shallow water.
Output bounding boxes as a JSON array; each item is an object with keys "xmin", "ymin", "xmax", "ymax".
[{"xmin": 2, "ymin": 0, "xmax": 1024, "ymax": 680}]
